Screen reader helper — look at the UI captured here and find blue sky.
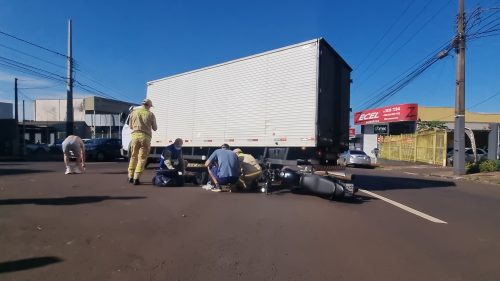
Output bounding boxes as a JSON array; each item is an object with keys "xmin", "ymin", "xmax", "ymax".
[{"xmin": 0, "ymin": 0, "xmax": 499, "ymax": 121}]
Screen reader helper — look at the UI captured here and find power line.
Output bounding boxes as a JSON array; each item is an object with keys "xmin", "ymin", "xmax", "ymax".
[
  {"xmin": 0, "ymin": 55, "xmax": 67, "ymax": 83},
  {"xmin": 73, "ymin": 69, "xmax": 135, "ymax": 102},
  {"xmin": 353, "ymin": 0, "xmax": 416, "ymax": 70},
  {"xmin": 0, "ymin": 43, "xmax": 67, "ymax": 70},
  {"xmin": 468, "ymin": 91, "xmax": 500, "ymax": 110},
  {"xmin": 355, "ymin": 0, "xmax": 435, "ymax": 83},
  {"xmin": 353, "ymin": 39, "xmax": 453, "ymax": 111},
  {"xmin": 0, "ymin": 29, "xmax": 69, "ymax": 59},
  {"xmin": 354, "ymin": 3, "xmax": 499, "ymax": 112},
  {"xmin": 74, "ymin": 80, "xmax": 121, "ymax": 101},
  {"xmin": 431, "ymin": 90, "xmax": 500, "ymax": 121},
  {"xmin": 359, "ymin": 0, "xmax": 453, "ymax": 85},
  {"xmin": 0, "ymin": 54, "xmax": 127, "ymax": 103},
  {"xmin": 0, "ymin": 62, "xmax": 66, "ymax": 85},
  {"xmin": 19, "ymin": 84, "xmax": 64, "ymax": 90},
  {"xmin": 0, "ymin": 30, "xmax": 131, "ymax": 103}
]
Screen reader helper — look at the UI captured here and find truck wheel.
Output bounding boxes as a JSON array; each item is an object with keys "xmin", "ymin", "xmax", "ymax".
[{"xmin": 194, "ymin": 172, "xmax": 208, "ymax": 185}]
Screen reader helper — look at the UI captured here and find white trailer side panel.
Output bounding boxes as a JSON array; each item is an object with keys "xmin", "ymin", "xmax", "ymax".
[{"xmin": 148, "ymin": 40, "xmax": 319, "ymax": 148}]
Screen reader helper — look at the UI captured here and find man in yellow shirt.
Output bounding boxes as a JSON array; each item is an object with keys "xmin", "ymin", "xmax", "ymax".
[
  {"xmin": 128, "ymin": 98, "xmax": 157, "ymax": 185},
  {"xmin": 233, "ymin": 148, "xmax": 262, "ymax": 191}
]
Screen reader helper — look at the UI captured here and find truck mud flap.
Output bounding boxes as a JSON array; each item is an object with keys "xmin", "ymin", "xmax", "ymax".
[{"xmin": 299, "ymin": 174, "xmax": 345, "ymax": 199}]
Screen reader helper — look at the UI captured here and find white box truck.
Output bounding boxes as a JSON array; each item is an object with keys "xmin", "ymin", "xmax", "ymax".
[{"xmin": 122, "ymin": 38, "xmax": 351, "ymax": 166}]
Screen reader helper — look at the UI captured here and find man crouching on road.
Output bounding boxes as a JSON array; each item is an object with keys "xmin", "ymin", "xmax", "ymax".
[
  {"xmin": 62, "ymin": 135, "xmax": 86, "ymax": 174},
  {"xmin": 234, "ymin": 148, "xmax": 262, "ymax": 191},
  {"xmin": 204, "ymin": 144, "xmax": 240, "ymax": 192},
  {"xmin": 128, "ymin": 98, "xmax": 157, "ymax": 185}
]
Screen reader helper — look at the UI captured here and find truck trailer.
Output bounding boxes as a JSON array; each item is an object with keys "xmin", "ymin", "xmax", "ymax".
[{"xmin": 123, "ymin": 38, "xmax": 352, "ymax": 166}]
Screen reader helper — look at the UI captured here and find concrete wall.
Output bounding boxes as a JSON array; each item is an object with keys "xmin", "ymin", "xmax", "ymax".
[
  {"xmin": 0, "ymin": 102, "xmax": 13, "ymax": 119},
  {"xmin": 35, "ymin": 99, "xmax": 85, "ymax": 122}
]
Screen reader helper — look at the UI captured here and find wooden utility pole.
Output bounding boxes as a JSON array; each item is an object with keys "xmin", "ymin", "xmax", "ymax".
[
  {"xmin": 453, "ymin": 0, "xmax": 466, "ymax": 175},
  {"xmin": 66, "ymin": 19, "xmax": 74, "ymax": 136}
]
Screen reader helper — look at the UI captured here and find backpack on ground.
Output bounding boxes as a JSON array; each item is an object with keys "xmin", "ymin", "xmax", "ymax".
[{"xmin": 152, "ymin": 169, "xmax": 184, "ymax": 187}]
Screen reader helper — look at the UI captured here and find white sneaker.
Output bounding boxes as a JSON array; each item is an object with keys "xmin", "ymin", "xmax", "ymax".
[
  {"xmin": 202, "ymin": 182, "xmax": 213, "ymax": 190},
  {"xmin": 74, "ymin": 167, "xmax": 82, "ymax": 174},
  {"xmin": 65, "ymin": 167, "xmax": 72, "ymax": 175}
]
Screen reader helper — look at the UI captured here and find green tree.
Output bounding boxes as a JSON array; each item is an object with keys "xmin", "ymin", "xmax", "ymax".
[{"xmin": 416, "ymin": 120, "xmax": 447, "ymax": 132}]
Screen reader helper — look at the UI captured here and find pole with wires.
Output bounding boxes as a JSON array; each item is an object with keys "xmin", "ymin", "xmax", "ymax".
[
  {"xmin": 66, "ymin": 19, "xmax": 74, "ymax": 136},
  {"xmin": 454, "ymin": 0, "xmax": 466, "ymax": 175}
]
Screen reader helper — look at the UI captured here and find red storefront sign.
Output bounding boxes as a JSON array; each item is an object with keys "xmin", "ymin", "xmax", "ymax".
[
  {"xmin": 349, "ymin": 128, "xmax": 356, "ymax": 138},
  {"xmin": 354, "ymin": 103, "xmax": 418, "ymax": 125}
]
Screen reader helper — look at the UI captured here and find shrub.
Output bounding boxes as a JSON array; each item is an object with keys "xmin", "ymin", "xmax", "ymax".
[
  {"xmin": 479, "ymin": 160, "xmax": 497, "ymax": 173},
  {"xmin": 465, "ymin": 162, "xmax": 480, "ymax": 174}
]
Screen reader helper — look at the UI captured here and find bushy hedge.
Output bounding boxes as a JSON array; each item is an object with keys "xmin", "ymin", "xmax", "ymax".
[
  {"xmin": 466, "ymin": 162, "xmax": 480, "ymax": 174},
  {"xmin": 466, "ymin": 160, "xmax": 500, "ymax": 174},
  {"xmin": 479, "ymin": 160, "xmax": 497, "ymax": 173}
]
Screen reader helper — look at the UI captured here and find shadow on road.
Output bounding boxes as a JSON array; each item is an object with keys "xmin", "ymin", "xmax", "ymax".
[
  {"xmin": 0, "ymin": 168, "xmax": 55, "ymax": 176},
  {"xmin": 0, "ymin": 196, "xmax": 147, "ymax": 206},
  {"xmin": 268, "ymin": 189, "xmax": 375, "ymax": 204},
  {"xmin": 353, "ymin": 174, "xmax": 456, "ymax": 191},
  {"xmin": 338, "ymin": 194, "xmax": 377, "ymax": 204},
  {"xmin": 99, "ymin": 171, "xmax": 128, "ymax": 175},
  {"xmin": 0, "ymin": 256, "xmax": 63, "ymax": 274}
]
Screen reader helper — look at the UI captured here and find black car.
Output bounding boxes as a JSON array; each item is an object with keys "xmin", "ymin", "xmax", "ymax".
[{"xmin": 85, "ymin": 138, "xmax": 122, "ymax": 161}]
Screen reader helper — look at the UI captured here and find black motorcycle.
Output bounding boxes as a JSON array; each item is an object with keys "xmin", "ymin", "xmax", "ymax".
[{"xmin": 258, "ymin": 162, "xmax": 357, "ymax": 200}]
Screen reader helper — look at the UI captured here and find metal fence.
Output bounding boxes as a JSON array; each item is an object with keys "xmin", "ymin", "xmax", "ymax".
[{"xmin": 379, "ymin": 130, "xmax": 447, "ymax": 166}]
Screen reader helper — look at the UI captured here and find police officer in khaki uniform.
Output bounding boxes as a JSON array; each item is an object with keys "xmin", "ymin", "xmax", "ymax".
[
  {"xmin": 233, "ymin": 148, "xmax": 262, "ymax": 190},
  {"xmin": 128, "ymin": 98, "xmax": 157, "ymax": 185}
]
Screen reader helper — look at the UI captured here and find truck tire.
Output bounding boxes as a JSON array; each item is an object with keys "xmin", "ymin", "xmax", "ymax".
[{"xmin": 193, "ymin": 171, "xmax": 208, "ymax": 185}]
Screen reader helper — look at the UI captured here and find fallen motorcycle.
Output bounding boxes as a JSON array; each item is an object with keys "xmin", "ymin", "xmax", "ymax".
[{"xmin": 259, "ymin": 163, "xmax": 357, "ymax": 200}]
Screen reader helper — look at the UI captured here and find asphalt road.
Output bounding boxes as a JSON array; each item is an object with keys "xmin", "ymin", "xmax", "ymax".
[{"xmin": 1, "ymin": 162, "xmax": 499, "ymax": 281}]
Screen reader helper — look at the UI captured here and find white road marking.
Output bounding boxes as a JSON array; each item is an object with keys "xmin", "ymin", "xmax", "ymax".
[
  {"xmin": 404, "ymin": 172, "xmax": 418, "ymax": 175},
  {"xmin": 360, "ymin": 189, "xmax": 448, "ymax": 224}
]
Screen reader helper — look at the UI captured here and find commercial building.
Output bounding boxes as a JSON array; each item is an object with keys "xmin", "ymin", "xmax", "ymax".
[
  {"xmin": 354, "ymin": 103, "xmax": 500, "ymax": 160},
  {"xmin": 0, "ymin": 102, "xmax": 17, "ymax": 157},
  {"xmin": 25, "ymin": 96, "xmax": 135, "ymax": 144},
  {"xmin": 0, "ymin": 102, "xmax": 13, "ymax": 119}
]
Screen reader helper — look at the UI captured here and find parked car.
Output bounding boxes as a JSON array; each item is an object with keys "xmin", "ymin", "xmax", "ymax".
[
  {"xmin": 49, "ymin": 139, "xmax": 64, "ymax": 152},
  {"xmin": 25, "ymin": 140, "xmax": 50, "ymax": 154},
  {"xmin": 447, "ymin": 147, "xmax": 488, "ymax": 165},
  {"xmin": 85, "ymin": 138, "xmax": 122, "ymax": 161},
  {"xmin": 337, "ymin": 150, "xmax": 372, "ymax": 167}
]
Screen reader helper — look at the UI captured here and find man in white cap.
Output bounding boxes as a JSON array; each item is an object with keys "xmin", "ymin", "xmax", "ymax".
[{"xmin": 127, "ymin": 98, "xmax": 157, "ymax": 185}]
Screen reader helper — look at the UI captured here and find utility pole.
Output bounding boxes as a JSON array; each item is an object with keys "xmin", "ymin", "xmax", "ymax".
[
  {"xmin": 453, "ymin": 0, "xmax": 466, "ymax": 175},
  {"xmin": 14, "ymin": 78, "xmax": 20, "ymax": 156},
  {"xmin": 14, "ymin": 78, "xmax": 18, "ymax": 122},
  {"xmin": 22, "ymin": 100, "xmax": 26, "ymax": 155},
  {"xmin": 66, "ymin": 19, "xmax": 74, "ymax": 136}
]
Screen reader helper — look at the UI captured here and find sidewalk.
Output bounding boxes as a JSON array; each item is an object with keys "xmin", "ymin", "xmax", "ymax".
[{"xmin": 375, "ymin": 159, "xmax": 500, "ymax": 186}]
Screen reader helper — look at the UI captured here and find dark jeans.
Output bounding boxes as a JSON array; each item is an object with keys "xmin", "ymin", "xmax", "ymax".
[{"xmin": 209, "ymin": 166, "xmax": 239, "ymax": 185}]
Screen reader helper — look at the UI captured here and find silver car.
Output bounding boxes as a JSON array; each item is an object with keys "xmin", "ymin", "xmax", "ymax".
[
  {"xmin": 447, "ymin": 148, "xmax": 488, "ymax": 165},
  {"xmin": 337, "ymin": 150, "xmax": 372, "ymax": 167}
]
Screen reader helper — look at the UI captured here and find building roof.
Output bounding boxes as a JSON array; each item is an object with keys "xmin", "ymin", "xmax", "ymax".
[{"xmin": 419, "ymin": 107, "xmax": 500, "ymax": 123}]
